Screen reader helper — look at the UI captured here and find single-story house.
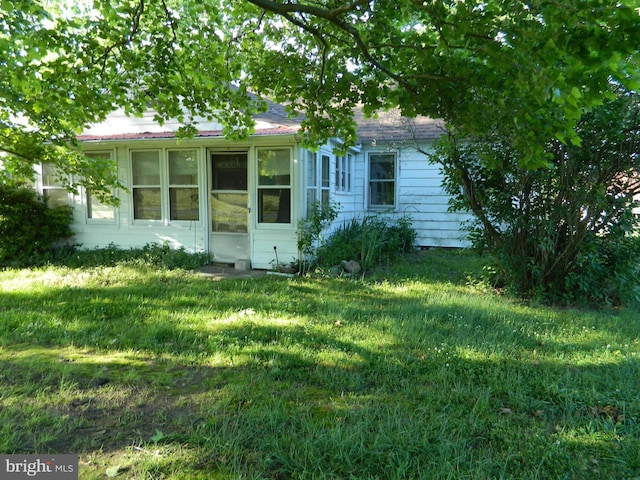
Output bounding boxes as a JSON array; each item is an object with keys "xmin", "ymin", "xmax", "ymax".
[{"xmin": 35, "ymin": 101, "xmax": 473, "ymax": 269}]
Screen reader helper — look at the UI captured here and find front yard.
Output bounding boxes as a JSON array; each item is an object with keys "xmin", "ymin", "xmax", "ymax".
[{"xmin": 0, "ymin": 249, "xmax": 638, "ymax": 479}]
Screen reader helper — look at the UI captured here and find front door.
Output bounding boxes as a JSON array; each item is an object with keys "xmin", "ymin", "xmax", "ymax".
[{"xmin": 209, "ymin": 152, "xmax": 250, "ymax": 263}]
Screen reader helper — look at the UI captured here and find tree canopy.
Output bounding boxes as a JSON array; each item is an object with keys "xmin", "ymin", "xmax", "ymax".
[{"xmin": 2, "ymin": 0, "xmax": 639, "ymax": 195}]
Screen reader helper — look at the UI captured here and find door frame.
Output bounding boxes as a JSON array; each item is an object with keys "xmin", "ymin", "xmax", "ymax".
[{"xmin": 207, "ymin": 148, "xmax": 253, "ymax": 263}]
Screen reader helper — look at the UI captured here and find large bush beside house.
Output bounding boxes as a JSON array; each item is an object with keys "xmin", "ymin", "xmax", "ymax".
[
  {"xmin": 434, "ymin": 89, "xmax": 640, "ymax": 307},
  {"xmin": 0, "ymin": 182, "xmax": 73, "ymax": 267}
]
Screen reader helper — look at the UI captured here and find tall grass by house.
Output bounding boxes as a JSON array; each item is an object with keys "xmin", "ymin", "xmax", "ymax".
[{"xmin": 0, "ymin": 249, "xmax": 638, "ymax": 479}]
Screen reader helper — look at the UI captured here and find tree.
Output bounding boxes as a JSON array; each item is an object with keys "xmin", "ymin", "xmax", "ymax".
[
  {"xmin": 433, "ymin": 89, "xmax": 640, "ymax": 305},
  {"xmin": 2, "ymin": 0, "xmax": 639, "ymax": 200}
]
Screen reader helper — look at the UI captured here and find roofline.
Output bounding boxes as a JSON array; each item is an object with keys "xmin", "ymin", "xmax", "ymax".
[{"xmin": 76, "ymin": 126, "xmax": 300, "ymax": 143}]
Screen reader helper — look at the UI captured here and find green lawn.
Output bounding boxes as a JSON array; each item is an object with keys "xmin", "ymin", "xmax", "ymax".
[{"xmin": 0, "ymin": 249, "xmax": 639, "ymax": 479}]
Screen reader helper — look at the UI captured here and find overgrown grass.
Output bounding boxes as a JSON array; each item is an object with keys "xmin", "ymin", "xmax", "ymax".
[{"xmin": 0, "ymin": 249, "xmax": 639, "ymax": 479}]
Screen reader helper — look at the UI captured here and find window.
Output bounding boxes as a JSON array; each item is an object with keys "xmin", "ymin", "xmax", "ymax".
[
  {"xmin": 368, "ymin": 152, "xmax": 396, "ymax": 208},
  {"xmin": 169, "ymin": 150, "xmax": 199, "ymax": 221},
  {"xmin": 305, "ymin": 151, "xmax": 334, "ymax": 215},
  {"xmin": 306, "ymin": 152, "xmax": 317, "ymax": 217},
  {"xmin": 85, "ymin": 151, "xmax": 116, "ymax": 221},
  {"xmin": 258, "ymin": 148, "xmax": 291, "ymax": 223},
  {"xmin": 41, "ymin": 164, "xmax": 69, "ymax": 208},
  {"xmin": 335, "ymin": 154, "xmax": 352, "ymax": 193},
  {"xmin": 321, "ymin": 154, "xmax": 330, "ymax": 205},
  {"xmin": 131, "ymin": 149, "xmax": 199, "ymax": 222},
  {"xmin": 132, "ymin": 151, "xmax": 162, "ymax": 220}
]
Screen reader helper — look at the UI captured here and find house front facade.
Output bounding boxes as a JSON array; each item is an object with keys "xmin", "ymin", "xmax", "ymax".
[{"xmin": 36, "ymin": 105, "xmax": 471, "ymax": 269}]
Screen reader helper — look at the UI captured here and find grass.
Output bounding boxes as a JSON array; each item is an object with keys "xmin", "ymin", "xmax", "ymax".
[{"xmin": 0, "ymin": 248, "xmax": 639, "ymax": 479}]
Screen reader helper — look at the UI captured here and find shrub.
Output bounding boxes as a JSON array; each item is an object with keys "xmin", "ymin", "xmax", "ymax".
[
  {"xmin": 297, "ymin": 200, "xmax": 340, "ymax": 273},
  {"xmin": 316, "ymin": 214, "xmax": 416, "ymax": 271},
  {"xmin": 558, "ymin": 232, "xmax": 640, "ymax": 307},
  {"xmin": 46, "ymin": 243, "xmax": 211, "ymax": 270},
  {"xmin": 0, "ymin": 182, "xmax": 73, "ymax": 267}
]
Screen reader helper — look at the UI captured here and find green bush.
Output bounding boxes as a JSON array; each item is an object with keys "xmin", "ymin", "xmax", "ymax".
[
  {"xmin": 558, "ymin": 232, "xmax": 640, "ymax": 307},
  {"xmin": 316, "ymin": 214, "xmax": 416, "ymax": 271},
  {"xmin": 47, "ymin": 243, "xmax": 211, "ymax": 270},
  {"xmin": 0, "ymin": 182, "xmax": 73, "ymax": 267}
]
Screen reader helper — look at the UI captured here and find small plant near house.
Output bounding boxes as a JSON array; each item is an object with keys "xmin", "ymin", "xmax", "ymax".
[
  {"xmin": 316, "ymin": 213, "xmax": 417, "ymax": 271},
  {"xmin": 296, "ymin": 200, "xmax": 340, "ymax": 273},
  {"xmin": 0, "ymin": 182, "xmax": 73, "ymax": 267}
]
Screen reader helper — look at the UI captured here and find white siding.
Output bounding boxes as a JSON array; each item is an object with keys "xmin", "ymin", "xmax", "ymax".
[
  {"xmin": 357, "ymin": 143, "xmax": 471, "ymax": 248},
  {"xmin": 65, "ymin": 136, "xmax": 302, "ymax": 268},
  {"xmin": 61, "ymin": 134, "xmax": 471, "ymax": 269}
]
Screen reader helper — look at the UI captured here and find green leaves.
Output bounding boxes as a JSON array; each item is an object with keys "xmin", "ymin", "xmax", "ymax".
[{"xmin": 2, "ymin": 0, "xmax": 639, "ymax": 194}]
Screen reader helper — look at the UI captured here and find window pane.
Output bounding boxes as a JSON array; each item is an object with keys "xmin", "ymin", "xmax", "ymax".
[
  {"xmin": 306, "ymin": 190, "xmax": 316, "ymax": 217},
  {"xmin": 132, "ymin": 151, "xmax": 160, "ymax": 185},
  {"xmin": 85, "ymin": 152, "xmax": 115, "ymax": 220},
  {"xmin": 42, "ymin": 164, "xmax": 62, "ymax": 187},
  {"xmin": 212, "ymin": 193, "xmax": 248, "ymax": 232},
  {"xmin": 169, "ymin": 150, "xmax": 198, "ymax": 185},
  {"xmin": 370, "ymin": 154, "xmax": 395, "ymax": 180},
  {"xmin": 87, "ymin": 192, "xmax": 115, "ymax": 220},
  {"xmin": 370, "ymin": 182, "xmax": 395, "ymax": 206},
  {"xmin": 170, "ymin": 187, "xmax": 199, "ymax": 221},
  {"xmin": 212, "ymin": 153, "xmax": 247, "ymax": 190},
  {"xmin": 44, "ymin": 189, "xmax": 68, "ymax": 208},
  {"xmin": 133, "ymin": 188, "xmax": 161, "ymax": 220},
  {"xmin": 321, "ymin": 155, "xmax": 330, "ymax": 187},
  {"xmin": 258, "ymin": 149, "xmax": 290, "ymax": 186},
  {"xmin": 258, "ymin": 188, "xmax": 290, "ymax": 223},
  {"xmin": 306, "ymin": 152, "xmax": 317, "ymax": 187}
]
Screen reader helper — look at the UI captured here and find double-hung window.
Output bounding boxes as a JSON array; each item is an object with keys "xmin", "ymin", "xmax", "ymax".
[
  {"xmin": 85, "ymin": 151, "xmax": 116, "ymax": 222},
  {"xmin": 306, "ymin": 152, "xmax": 318, "ymax": 217},
  {"xmin": 257, "ymin": 148, "xmax": 291, "ymax": 224},
  {"xmin": 305, "ymin": 151, "xmax": 332, "ymax": 216},
  {"xmin": 131, "ymin": 149, "xmax": 199, "ymax": 222},
  {"xmin": 335, "ymin": 154, "xmax": 352, "ymax": 193},
  {"xmin": 168, "ymin": 150, "xmax": 199, "ymax": 221},
  {"xmin": 321, "ymin": 154, "xmax": 330, "ymax": 204},
  {"xmin": 368, "ymin": 152, "xmax": 397, "ymax": 209},
  {"xmin": 41, "ymin": 164, "xmax": 69, "ymax": 208}
]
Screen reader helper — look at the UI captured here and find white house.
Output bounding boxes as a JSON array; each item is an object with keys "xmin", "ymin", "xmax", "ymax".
[{"xmin": 36, "ymin": 102, "xmax": 471, "ymax": 269}]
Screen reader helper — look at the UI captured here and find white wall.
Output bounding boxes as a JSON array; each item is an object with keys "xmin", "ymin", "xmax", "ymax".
[{"xmin": 345, "ymin": 142, "xmax": 471, "ymax": 248}]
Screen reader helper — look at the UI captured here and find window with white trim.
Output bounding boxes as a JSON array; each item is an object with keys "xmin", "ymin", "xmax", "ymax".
[
  {"xmin": 257, "ymin": 148, "xmax": 291, "ymax": 224},
  {"xmin": 368, "ymin": 152, "xmax": 396, "ymax": 208},
  {"xmin": 85, "ymin": 151, "xmax": 116, "ymax": 221},
  {"xmin": 131, "ymin": 149, "xmax": 199, "ymax": 222},
  {"xmin": 41, "ymin": 164, "xmax": 69, "ymax": 208},
  {"xmin": 306, "ymin": 152, "xmax": 318, "ymax": 217},
  {"xmin": 335, "ymin": 154, "xmax": 352, "ymax": 193},
  {"xmin": 305, "ymin": 151, "xmax": 333, "ymax": 215},
  {"xmin": 321, "ymin": 154, "xmax": 330, "ymax": 204},
  {"xmin": 168, "ymin": 150, "xmax": 199, "ymax": 221}
]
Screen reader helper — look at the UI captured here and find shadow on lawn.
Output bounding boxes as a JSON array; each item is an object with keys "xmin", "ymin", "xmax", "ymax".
[{"xmin": 0, "ymin": 269, "xmax": 639, "ymax": 478}]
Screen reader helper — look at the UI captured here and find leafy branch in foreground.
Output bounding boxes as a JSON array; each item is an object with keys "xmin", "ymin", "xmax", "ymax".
[{"xmin": 2, "ymin": 0, "xmax": 639, "ymax": 197}]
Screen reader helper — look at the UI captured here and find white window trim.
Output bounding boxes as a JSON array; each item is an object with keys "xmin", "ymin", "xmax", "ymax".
[
  {"xmin": 256, "ymin": 146, "xmax": 293, "ymax": 227},
  {"xmin": 39, "ymin": 163, "xmax": 71, "ymax": 208},
  {"xmin": 335, "ymin": 153, "xmax": 353, "ymax": 194},
  {"xmin": 130, "ymin": 148, "xmax": 201, "ymax": 226},
  {"xmin": 83, "ymin": 150, "xmax": 118, "ymax": 224},
  {"xmin": 367, "ymin": 151, "xmax": 398, "ymax": 210}
]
